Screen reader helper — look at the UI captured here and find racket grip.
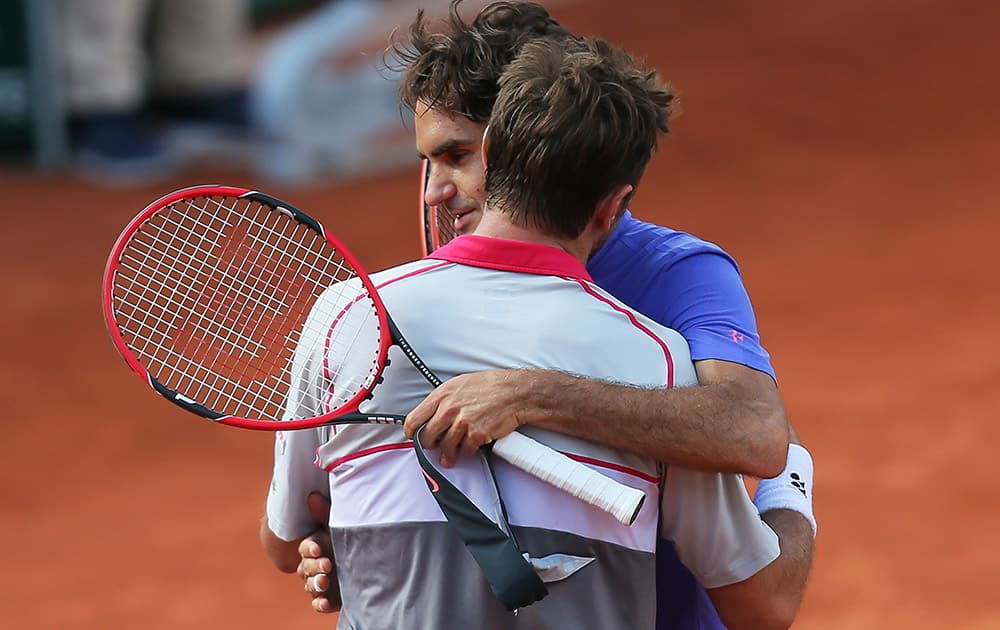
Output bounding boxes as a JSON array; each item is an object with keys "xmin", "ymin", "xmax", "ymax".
[{"xmin": 492, "ymin": 431, "xmax": 646, "ymax": 526}]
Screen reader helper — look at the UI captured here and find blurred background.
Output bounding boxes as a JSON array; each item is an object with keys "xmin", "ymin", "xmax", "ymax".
[{"xmin": 2, "ymin": 0, "xmax": 998, "ymax": 628}]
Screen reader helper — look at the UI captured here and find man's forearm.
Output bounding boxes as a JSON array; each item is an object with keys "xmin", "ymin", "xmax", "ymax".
[
  {"xmin": 759, "ymin": 509, "xmax": 814, "ymax": 617},
  {"xmin": 259, "ymin": 514, "xmax": 306, "ymax": 573},
  {"xmin": 524, "ymin": 369, "xmax": 788, "ymax": 477},
  {"xmin": 707, "ymin": 509, "xmax": 814, "ymax": 630}
]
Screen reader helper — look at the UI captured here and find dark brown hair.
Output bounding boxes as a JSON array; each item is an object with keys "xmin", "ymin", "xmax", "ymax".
[
  {"xmin": 485, "ymin": 37, "xmax": 676, "ymax": 238},
  {"xmin": 391, "ymin": 1, "xmax": 571, "ymax": 122}
]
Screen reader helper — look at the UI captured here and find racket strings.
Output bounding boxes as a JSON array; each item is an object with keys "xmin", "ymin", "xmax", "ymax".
[
  {"xmin": 113, "ymin": 194, "xmax": 367, "ymax": 421},
  {"xmin": 311, "ymin": 279, "xmax": 384, "ymax": 414},
  {"xmin": 174, "ymin": 197, "xmax": 302, "ymax": 412},
  {"xmin": 432, "ymin": 205, "xmax": 459, "ymax": 249},
  {"xmin": 147, "ymin": 200, "xmax": 273, "ymax": 359}
]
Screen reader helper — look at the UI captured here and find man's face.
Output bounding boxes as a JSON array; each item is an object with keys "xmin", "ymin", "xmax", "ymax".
[{"xmin": 414, "ymin": 102, "xmax": 488, "ymax": 236}]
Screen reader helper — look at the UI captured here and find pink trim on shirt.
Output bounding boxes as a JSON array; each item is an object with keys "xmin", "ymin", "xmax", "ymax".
[
  {"xmin": 319, "ymin": 439, "xmax": 659, "ymax": 484},
  {"xmin": 377, "ymin": 261, "xmax": 452, "ymax": 289},
  {"xmin": 319, "ymin": 441, "xmax": 414, "ymax": 472},
  {"xmin": 575, "ymin": 278, "xmax": 675, "ymax": 388},
  {"xmin": 428, "ymin": 235, "xmax": 592, "ymax": 281},
  {"xmin": 565, "ymin": 452, "xmax": 661, "ymax": 484}
]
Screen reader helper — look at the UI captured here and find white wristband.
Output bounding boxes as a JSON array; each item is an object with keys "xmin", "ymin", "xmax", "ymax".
[{"xmin": 753, "ymin": 443, "xmax": 817, "ymax": 536}]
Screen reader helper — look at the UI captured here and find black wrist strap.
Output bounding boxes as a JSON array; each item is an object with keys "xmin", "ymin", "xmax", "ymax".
[{"xmin": 412, "ymin": 424, "xmax": 547, "ymax": 611}]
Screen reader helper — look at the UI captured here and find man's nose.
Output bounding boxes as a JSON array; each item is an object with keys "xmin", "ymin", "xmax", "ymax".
[{"xmin": 424, "ymin": 170, "xmax": 457, "ymax": 207}]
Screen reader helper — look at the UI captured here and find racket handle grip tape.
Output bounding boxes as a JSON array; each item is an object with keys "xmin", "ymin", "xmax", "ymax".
[{"xmin": 492, "ymin": 431, "xmax": 646, "ymax": 526}]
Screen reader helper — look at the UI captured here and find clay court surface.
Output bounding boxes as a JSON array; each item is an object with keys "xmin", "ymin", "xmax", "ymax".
[{"xmin": 3, "ymin": 1, "xmax": 998, "ymax": 628}]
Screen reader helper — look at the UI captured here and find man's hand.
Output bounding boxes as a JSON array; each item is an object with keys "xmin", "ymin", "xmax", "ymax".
[
  {"xmin": 296, "ymin": 492, "xmax": 340, "ymax": 613},
  {"xmin": 404, "ymin": 370, "xmax": 532, "ymax": 467}
]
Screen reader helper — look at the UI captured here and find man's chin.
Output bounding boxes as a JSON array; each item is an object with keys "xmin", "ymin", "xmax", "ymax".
[{"xmin": 454, "ymin": 211, "xmax": 483, "ymax": 235}]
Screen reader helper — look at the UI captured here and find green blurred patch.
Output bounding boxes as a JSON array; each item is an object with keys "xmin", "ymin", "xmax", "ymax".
[{"xmin": 0, "ymin": 0, "xmax": 31, "ymax": 158}]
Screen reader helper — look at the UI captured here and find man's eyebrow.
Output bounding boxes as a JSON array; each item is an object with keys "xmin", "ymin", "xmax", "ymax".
[{"xmin": 418, "ymin": 138, "xmax": 476, "ymax": 160}]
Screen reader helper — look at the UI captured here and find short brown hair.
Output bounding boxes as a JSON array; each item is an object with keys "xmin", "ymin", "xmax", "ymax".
[
  {"xmin": 485, "ymin": 37, "xmax": 676, "ymax": 238},
  {"xmin": 391, "ymin": 1, "xmax": 571, "ymax": 122}
]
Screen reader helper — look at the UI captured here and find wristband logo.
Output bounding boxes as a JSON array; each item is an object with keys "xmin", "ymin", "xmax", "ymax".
[{"xmin": 790, "ymin": 472, "xmax": 807, "ymax": 497}]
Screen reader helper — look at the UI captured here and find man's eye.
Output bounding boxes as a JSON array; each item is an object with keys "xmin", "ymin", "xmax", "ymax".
[{"xmin": 446, "ymin": 151, "xmax": 470, "ymax": 165}]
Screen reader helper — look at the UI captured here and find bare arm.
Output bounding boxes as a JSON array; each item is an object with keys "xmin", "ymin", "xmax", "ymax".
[
  {"xmin": 262, "ymin": 492, "xmax": 344, "ymax": 613},
  {"xmin": 259, "ymin": 514, "xmax": 308, "ymax": 574},
  {"xmin": 294, "ymin": 492, "xmax": 341, "ymax": 613},
  {"xmin": 261, "ymin": 491, "xmax": 332, "ymax": 576},
  {"xmin": 708, "ymin": 509, "xmax": 813, "ymax": 630},
  {"xmin": 405, "ymin": 359, "xmax": 788, "ymax": 478},
  {"xmin": 707, "ymin": 427, "xmax": 816, "ymax": 629}
]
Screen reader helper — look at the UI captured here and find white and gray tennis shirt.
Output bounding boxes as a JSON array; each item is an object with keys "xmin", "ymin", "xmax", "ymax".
[{"xmin": 267, "ymin": 235, "xmax": 779, "ymax": 630}]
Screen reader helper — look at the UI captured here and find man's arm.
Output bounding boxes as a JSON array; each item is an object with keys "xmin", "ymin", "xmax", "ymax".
[
  {"xmin": 405, "ymin": 359, "xmax": 788, "ymax": 478},
  {"xmin": 662, "ymin": 427, "xmax": 816, "ymax": 630},
  {"xmin": 706, "ymin": 429, "xmax": 816, "ymax": 630},
  {"xmin": 260, "ymin": 490, "xmax": 331, "ymax": 572},
  {"xmin": 708, "ymin": 508, "xmax": 813, "ymax": 630},
  {"xmin": 295, "ymin": 493, "xmax": 340, "ymax": 614},
  {"xmin": 263, "ymin": 492, "xmax": 343, "ymax": 613},
  {"xmin": 260, "ymin": 514, "xmax": 308, "ymax": 573}
]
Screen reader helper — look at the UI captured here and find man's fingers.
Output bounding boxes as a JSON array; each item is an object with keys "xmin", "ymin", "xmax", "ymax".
[
  {"xmin": 436, "ymin": 424, "xmax": 469, "ymax": 468},
  {"xmin": 312, "ymin": 595, "xmax": 335, "ymax": 614},
  {"xmin": 298, "ymin": 536, "xmax": 323, "ymax": 558},
  {"xmin": 305, "ymin": 573, "xmax": 328, "ymax": 594},
  {"xmin": 403, "ymin": 393, "xmax": 439, "ymax": 439},
  {"xmin": 299, "ymin": 556, "xmax": 332, "ymax": 577},
  {"xmin": 460, "ymin": 434, "xmax": 485, "ymax": 457}
]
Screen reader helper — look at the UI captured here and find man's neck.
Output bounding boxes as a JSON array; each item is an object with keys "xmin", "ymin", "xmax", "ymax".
[{"xmin": 473, "ymin": 210, "xmax": 592, "ymax": 265}]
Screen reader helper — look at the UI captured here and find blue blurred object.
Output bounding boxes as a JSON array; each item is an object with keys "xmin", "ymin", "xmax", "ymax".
[
  {"xmin": 70, "ymin": 109, "xmax": 177, "ymax": 181},
  {"xmin": 251, "ymin": 0, "xmax": 413, "ymax": 182}
]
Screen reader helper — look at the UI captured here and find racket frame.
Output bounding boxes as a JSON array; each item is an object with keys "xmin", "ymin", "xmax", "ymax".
[
  {"xmin": 420, "ymin": 159, "xmax": 435, "ymax": 256},
  {"xmin": 102, "ymin": 184, "xmax": 395, "ymax": 432}
]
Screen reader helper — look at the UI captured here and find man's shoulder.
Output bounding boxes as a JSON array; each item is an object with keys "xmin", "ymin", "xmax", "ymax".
[
  {"xmin": 614, "ymin": 211, "xmax": 732, "ymax": 262},
  {"xmin": 370, "ymin": 258, "xmax": 453, "ymax": 284},
  {"xmin": 589, "ymin": 211, "xmax": 737, "ymax": 283}
]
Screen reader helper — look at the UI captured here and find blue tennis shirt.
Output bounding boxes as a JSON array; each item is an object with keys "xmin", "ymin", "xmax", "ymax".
[
  {"xmin": 587, "ymin": 210, "xmax": 777, "ymax": 630},
  {"xmin": 588, "ymin": 210, "xmax": 774, "ymax": 381}
]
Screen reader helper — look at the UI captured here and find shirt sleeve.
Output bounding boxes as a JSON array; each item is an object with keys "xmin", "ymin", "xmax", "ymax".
[
  {"xmin": 264, "ymin": 290, "xmax": 335, "ymax": 542},
  {"xmin": 655, "ymin": 252, "xmax": 776, "ymax": 381},
  {"xmin": 660, "ymin": 466, "xmax": 780, "ymax": 588},
  {"xmin": 265, "ymin": 428, "xmax": 328, "ymax": 541}
]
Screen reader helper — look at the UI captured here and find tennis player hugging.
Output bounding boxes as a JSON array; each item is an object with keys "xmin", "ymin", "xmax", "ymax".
[{"xmin": 261, "ymin": 15, "xmax": 795, "ymax": 630}]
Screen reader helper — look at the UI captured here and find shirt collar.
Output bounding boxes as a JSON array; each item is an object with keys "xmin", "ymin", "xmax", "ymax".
[{"xmin": 426, "ymin": 234, "xmax": 592, "ymax": 281}]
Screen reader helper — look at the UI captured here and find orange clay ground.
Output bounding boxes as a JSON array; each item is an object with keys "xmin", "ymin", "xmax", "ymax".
[{"xmin": 2, "ymin": 1, "xmax": 998, "ymax": 628}]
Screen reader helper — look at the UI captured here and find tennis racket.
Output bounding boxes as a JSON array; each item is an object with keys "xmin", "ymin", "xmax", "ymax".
[
  {"xmin": 103, "ymin": 184, "xmax": 646, "ymax": 526},
  {"xmin": 419, "ymin": 159, "xmax": 459, "ymax": 256}
]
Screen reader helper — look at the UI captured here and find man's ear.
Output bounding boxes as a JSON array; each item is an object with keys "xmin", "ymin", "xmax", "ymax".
[
  {"xmin": 481, "ymin": 124, "xmax": 490, "ymax": 170},
  {"xmin": 593, "ymin": 184, "xmax": 633, "ymax": 233}
]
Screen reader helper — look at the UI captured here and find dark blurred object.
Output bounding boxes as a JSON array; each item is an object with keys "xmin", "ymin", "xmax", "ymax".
[
  {"xmin": 0, "ymin": 0, "xmax": 67, "ymax": 167},
  {"xmin": 249, "ymin": 0, "xmax": 328, "ymax": 25},
  {"xmin": 69, "ymin": 109, "xmax": 174, "ymax": 178}
]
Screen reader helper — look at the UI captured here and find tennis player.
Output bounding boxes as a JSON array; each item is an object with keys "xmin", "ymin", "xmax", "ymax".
[
  {"xmin": 290, "ymin": 3, "xmax": 815, "ymax": 629},
  {"xmin": 262, "ymin": 35, "xmax": 783, "ymax": 629}
]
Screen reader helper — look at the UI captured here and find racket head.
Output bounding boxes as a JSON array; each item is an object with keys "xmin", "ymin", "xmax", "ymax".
[
  {"xmin": 102, "ymin": 184, "xmax": 393, "ymax": 431},
  {"xmin": 419, "ymin": 159, "xmax": 459, "ymax": 254}
]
